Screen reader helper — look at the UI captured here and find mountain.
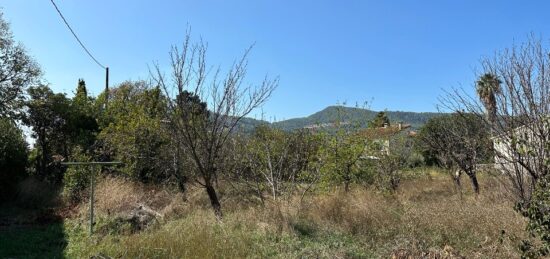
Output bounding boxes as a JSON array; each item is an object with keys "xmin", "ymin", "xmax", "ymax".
[
  {"xmin": 272, "ymin": 106, "xmax": 442, "ymax": 130},
  {"xmin": 237, "ymin": 106, "xmax": 443, "ymax": 132}
]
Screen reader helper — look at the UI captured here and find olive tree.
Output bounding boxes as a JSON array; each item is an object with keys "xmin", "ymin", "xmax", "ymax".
[
  {"xmin": 318, "ymin": 105, "xmax": 372, "ymax": 192},
  {"xmin": 419, "ymin": 114, "xmax": 492, "ymax": 194}
]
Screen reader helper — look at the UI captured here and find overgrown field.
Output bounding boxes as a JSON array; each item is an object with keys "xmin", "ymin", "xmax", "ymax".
[{"xmin": 55, "ymin": 169, "xmax": 528, "ymax": 258}]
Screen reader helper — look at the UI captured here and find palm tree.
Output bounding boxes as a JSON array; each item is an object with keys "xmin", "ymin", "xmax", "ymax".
[{"xmin": 476, "ymin": 73, "xmax": 501, "ymax": 127}]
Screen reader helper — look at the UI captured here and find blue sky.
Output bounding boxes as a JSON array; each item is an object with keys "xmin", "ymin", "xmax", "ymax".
[{"xmin": 2, "ymin": 1, "xmax": 549, "ymax": 120}]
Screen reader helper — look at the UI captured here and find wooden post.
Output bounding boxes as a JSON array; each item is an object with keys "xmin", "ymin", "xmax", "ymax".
[
  {"xmin": 104, "ymin": 67, "xmax": 109, "ymax": 108},
  {"xmin": 105, "ymin": 67, "xmax": 109, "ymax": 93}
]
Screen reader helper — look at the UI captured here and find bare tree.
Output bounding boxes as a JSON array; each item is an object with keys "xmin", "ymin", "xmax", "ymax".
[
  {"xmin": 228, "ymin": 126, "xmax": 322, "ymax": 204},
  {"xmin": 151, "ymin": 33, "xmax": 277, "ymax": 218},
  {"xmin": 441, "ymin": 37, "xmax": 549, "ymax": 205}
]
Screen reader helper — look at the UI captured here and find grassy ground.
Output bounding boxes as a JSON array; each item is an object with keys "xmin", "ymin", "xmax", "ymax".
[
  {"xmin": 0, "ymin": 222, "xmax": 66, "ymax": 259},
  {"xmin": 0, "ymin": 170, "xmax": 529, "ymax": 258},
  {"xmin": 58, "ymin": 169, "xmax": 528, "ymax": 258},
  {"xmin": 0, "ymin": 178, "xmax": 67, "ymax": 259}
]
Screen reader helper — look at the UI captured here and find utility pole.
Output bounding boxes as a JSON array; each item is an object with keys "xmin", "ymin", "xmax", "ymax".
[{"xmin": 105, "ymin": 67, "xmax": 110, "ymax": 108}]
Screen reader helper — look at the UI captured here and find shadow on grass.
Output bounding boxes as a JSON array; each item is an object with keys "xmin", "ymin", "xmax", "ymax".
[
  {"xmin": 0, "ymin": 178, "xmax": 67, "ymax": 259},
  {"xmin": 0, "ymin": 221, "xmax": 66, "ymax": 259}
]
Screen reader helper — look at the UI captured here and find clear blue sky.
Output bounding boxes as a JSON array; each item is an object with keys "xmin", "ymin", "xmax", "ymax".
[{"xmin": 2, "ymin": 1, "xmax": 549, "ymax": 120}]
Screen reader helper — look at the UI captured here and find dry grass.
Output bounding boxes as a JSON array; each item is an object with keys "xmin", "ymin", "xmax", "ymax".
[
  {"xmin": 290, "ymin": 175, "xmax": 525, "ymax": 257},
  {"xmin": 65, "ymin": 171, "xmax": 528, "ymax": 258},
  {"xmin": 74, "ymin": 176, "xmax": 186, "ymax": 220}
]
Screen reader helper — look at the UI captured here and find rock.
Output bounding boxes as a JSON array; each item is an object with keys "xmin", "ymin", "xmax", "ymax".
[
  {"xmin": 123, "ymin": 204, "xmax": 161, "ymax": 232},
  {"xmin": 96, "ymin": 204, "xmax": 163, "ymax": 235}
]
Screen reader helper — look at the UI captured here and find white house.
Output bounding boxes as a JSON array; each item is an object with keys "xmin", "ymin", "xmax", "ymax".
[{"xmin": 492, "ymin": 118, "xmax": 549, "ymax": 178}]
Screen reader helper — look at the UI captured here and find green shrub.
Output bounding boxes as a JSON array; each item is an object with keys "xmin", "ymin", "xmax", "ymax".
[
  {"xmin": 519, "ymin": 174, "xmax": 550, "ymax": 257},
  {"xmin": 15, "ymin": 177, "xmax": 58, "ymax": 209},
  {"xmin": 406, "ymin": 152, "xmax": 425, "ymax": 168},
  {"xmin": 63, "ymin": 147, "xmax": 91, "ymax": 202}
]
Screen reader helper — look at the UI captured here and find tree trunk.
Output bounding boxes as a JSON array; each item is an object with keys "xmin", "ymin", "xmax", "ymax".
[
  {"xmin": 177, "ymin": 179, "xmax": 186, "ymax": 193},
  {"xmin": 344, "ymin": 180, "xmax": 350, "ymax": 192},
  {"xmin": 177, "ymin": 175, "xmax": 187, "ymax": 201},
  {"xmin": 40, "ymin": 141, "xmax": 48, "ymax": 179},
  {"xmin": 390, "ymin": 174, "xmax": 400, "ymax": 191},
  {"xmin": 453, "ymin": 169, "xmax": 462, "ymax": 188},
  {"xmin": 467, "ymin": 172, "xmax": 480, "ymax": 194},
  {"xmin": 453, "ymin": 171, "xmax": 463, "ymax": 200},
  {"xmin": 454, "ymin": 175, "xmax": 462, "ymax": 188},
  {"xmin": 344, "ymin": 165, "xmax": 352, "ymax": 192},
  {"xmin": 205, "ymin": 182, "xmax": 223, "ymax": 219}
]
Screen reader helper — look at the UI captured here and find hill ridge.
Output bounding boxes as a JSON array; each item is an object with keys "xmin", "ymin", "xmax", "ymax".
[{"xmin": 238, "ymin": 105, "xmax": 442, "ymax": 132}]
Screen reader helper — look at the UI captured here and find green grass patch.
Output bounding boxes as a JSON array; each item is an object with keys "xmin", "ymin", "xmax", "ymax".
[{"xmin": 0, "ymin": 223, "xmax": 67, "ymax": 259}]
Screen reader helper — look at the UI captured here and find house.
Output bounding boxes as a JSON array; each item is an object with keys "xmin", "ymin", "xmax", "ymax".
[
  {"xmin": 357, "ymin": 122, "xmax": 414, "ymax": 159},
  {"xmin": 492, "ymin": 118, "xmax": 549, "ymax": 176}
]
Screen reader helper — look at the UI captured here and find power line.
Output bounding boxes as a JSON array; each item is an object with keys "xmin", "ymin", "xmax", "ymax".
[{"xmin": 49, "ymin": 0, "xmax": 106, "ymax": 69}]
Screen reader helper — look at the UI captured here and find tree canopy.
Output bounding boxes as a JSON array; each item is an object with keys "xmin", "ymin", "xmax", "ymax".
[{"xmin": 0, "ymin": 11, "xmax": 41, "ymax": 118}]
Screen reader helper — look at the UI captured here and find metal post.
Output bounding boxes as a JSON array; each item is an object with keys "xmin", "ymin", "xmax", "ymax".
[
  {"xmin": 60, "ymin": 161, "xmax": 122, "ymax": 236},
  {"xmin": 90, "ymin": 166, "xmax": 95, "ymax": 235}
]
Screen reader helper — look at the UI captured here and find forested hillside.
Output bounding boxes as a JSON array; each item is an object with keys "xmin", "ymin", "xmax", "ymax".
[{"xmin": 259, "ymin": 106, "xmax": 443, "ymax": 131}]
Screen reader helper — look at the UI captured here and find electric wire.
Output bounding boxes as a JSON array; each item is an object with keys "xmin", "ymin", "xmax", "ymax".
[{"xmin": 49, "ymin": 0, "xmax": 106, "ymax": 69}]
